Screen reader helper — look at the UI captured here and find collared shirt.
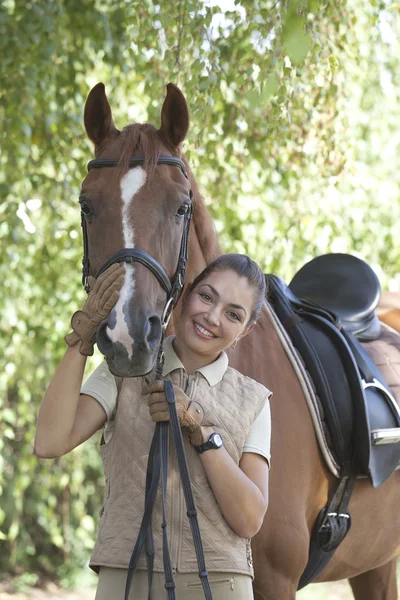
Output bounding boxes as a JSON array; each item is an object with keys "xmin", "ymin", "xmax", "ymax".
[
  {"xmin": 162, "ymin": 336, "xmax": 229, "ymax": 386},
  {"xmin": 81, "ymin": 337, "xmax": 271, "ymax": 464}
]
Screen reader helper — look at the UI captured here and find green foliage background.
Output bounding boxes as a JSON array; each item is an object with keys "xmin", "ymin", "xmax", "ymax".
[{"xmin": 1, "ymin": 0, "xmax": 400, "ymax": 585}]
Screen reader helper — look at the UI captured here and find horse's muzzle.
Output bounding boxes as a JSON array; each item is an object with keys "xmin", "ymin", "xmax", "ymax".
[{"xmin": 96, "ymin": 310, "xmax": 162, "ymax": 378}]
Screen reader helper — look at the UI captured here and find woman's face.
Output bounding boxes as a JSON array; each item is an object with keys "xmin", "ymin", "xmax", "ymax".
[{"xmin": 176, "ymin": 269, "xmax": 256, "ymax": 358}]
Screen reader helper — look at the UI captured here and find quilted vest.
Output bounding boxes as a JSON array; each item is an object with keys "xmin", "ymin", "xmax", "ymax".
[{"xmin": 89, "ymin": 366, "xmax": 269, "ymax": 577}]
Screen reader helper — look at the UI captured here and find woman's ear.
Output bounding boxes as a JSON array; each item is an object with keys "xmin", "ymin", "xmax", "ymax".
[{"xmin": 240, "ymin": 322, "xmax": 257, "ymax": 340}]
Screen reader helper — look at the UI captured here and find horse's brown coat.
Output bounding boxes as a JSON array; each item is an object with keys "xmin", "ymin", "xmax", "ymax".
[
  {"xmin": 363, "ymin": 325, "xmax": 400, "ymax": 406},
  {"xmin": 378, "ymin": 291, "xmax": 400, "ymax": 336},
  {"xmin": 82, "ymin": 83, "xmax": 400, "ymax": 599}
]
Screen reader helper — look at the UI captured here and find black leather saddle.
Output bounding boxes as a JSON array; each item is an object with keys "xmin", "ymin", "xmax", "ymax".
[
  {"xmin": 269, "ymin": 253, "xmax": 400, "ymax": 589},
  {"xmin": 267, "ymin": 260, "xmax": 400, "ymax": 487},
  {"xmin": 289, "ymin": 253, "xmax": 381, "ymax": 341}
]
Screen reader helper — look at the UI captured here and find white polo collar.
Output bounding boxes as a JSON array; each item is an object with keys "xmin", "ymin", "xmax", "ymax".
[{"xmin": 162, "ymin": 336, "xmax": 229, "ymax": 387}]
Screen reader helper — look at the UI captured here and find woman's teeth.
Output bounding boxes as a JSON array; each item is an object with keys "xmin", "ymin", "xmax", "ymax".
[{"xmin": 195, "ymin": 323, "xmax": 214, "ymax": 338}]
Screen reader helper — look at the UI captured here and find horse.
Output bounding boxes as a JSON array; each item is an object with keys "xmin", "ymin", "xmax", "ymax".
[
  {"xmin": 378, "ymin": 292, "xmax": 400, "ymax": 335},
  {"xmin": 79, "ymin": 82, "xmax": 400, "ymax": 599}
]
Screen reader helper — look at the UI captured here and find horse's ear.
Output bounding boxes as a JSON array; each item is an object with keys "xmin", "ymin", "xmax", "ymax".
[
  {"xmin": 159, "ymin": 83, "xmax": 189, "ymax": 148},
  {"xmin": 84, "ymin": 83, "xmax": 118, "ymax": 146}
]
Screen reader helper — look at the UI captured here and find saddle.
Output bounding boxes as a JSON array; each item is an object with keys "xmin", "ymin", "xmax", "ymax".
[
  {"xmin": 266, "ymin": 253, "xmax": 400, "ymax": 588},
  {"xmin": 267, "ymin": 253, "xmax": 400, "ymax": 485},
  {"xmin": 289, "ymin": 253, "xmax": 382, "ymax": 341}
]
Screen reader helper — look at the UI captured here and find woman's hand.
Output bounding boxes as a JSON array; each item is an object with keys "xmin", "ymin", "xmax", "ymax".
[
  {"xmin": 65, "ymin": 263, "xmax": 124, "ymax": 356},
  {"xmin": 142, "ymin": 381, "xmax": 207, "ymax": 446}
]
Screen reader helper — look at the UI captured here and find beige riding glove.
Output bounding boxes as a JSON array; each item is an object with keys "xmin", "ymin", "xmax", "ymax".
[
  {"xmin": 143, "ymin": 381, "xmax": 209, "ymax": 447},
  {"xmin": 65, "ymin": 263, "xmax": 125, "ymax": 356}
]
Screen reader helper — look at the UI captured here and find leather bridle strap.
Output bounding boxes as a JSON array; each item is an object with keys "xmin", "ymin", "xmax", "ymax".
[
  {"xmin": 124, "ymin": 426, "xmax": 162, "ymax": 599},
  {"xmin": 87, "ymin": 156, "xmax": 188, "ymax": 172},
  {"xmin": 124, "ymin": 382, "xmax": 213, "ymax": 600},
  {"xmin": 96, "ymin": 249, "xmax": 172, "ymax": 296},
  {"xmin": 164, "ymin": 381, "xmax": 212, "ymax": 600},
  {"xmin": 81, "ymin": 155, "xmax": 192, "ymax": 322}
]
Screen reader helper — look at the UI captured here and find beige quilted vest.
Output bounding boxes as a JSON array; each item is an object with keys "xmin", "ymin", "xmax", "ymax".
[{"xmin": 90, "ymin": 366, "xmax": 269, "ymax": 577}]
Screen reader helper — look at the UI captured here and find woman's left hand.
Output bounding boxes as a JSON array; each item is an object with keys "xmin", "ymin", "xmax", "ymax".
[{"xmin": 142, "ymin": 381, "xmax": 207, "ymax": 446}]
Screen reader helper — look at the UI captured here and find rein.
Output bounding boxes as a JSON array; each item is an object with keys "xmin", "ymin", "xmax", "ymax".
[{"xmin": 80, "ymin": 156, "xmax": 212, "ymax": 599}]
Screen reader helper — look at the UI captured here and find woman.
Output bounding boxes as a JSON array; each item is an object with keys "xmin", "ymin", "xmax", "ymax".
[{"xmin": 35, "ymin": 254, "xmax": 272, "ymax": 600}]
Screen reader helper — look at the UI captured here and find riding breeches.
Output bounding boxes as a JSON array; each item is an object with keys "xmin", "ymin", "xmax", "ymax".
[{"xmin": 95, "ymin": 567, "xmax": 254, "ymax": 600}]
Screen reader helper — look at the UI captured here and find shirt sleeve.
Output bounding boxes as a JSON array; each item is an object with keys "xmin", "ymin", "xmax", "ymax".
[
  {"xmin": 242, "ymin": 394, "xmax": 272, "ymax": 467},
  {"xmin": 81, "ymin": 361, "xmax": 118, "ymax": 421}
]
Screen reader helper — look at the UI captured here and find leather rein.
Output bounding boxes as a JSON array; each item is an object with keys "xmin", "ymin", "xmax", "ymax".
[{"xmin": 80, "ymin": 156, "xmax": 213, "ymax": 599}]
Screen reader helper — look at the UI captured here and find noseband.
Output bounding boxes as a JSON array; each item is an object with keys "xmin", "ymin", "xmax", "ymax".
[{"xmin": 81, "ymin": 155, "xmax": 193, "ymax": 327}]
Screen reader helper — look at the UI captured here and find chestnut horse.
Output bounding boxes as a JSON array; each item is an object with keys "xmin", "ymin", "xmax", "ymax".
[
  {"xmin": 378, "ymin": 292, "xmax": 400, "ymax": 336},
  {"xmin": 79, "ymin": 82, "xmax": 400, "ymax": 599}
]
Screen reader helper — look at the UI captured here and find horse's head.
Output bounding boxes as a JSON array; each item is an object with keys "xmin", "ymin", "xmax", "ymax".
[{"xmin": 80, "ymin": 82, "xmax": 195, "ymax": 377}]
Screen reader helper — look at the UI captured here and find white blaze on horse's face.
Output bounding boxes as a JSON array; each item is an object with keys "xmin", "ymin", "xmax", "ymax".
[{"xmin": 106, "ymin": 167, "xmax": 147, "ymax": 359}]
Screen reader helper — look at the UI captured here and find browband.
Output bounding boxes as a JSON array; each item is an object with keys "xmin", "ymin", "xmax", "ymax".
[{"xmin": 87, "ymin": 156, "xmax": 188, "ymax": 179}]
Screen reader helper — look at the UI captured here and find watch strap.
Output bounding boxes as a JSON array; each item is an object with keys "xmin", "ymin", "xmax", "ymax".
[{"xmin": 197, "ymin": 432, "xmax": 223, "ymax": 454}]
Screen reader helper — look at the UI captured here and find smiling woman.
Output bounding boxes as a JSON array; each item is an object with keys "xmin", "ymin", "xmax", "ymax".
[
  {"xmin": 34, "ymin": 253, "xmax": 272, "ymax": 600},
  {"xmin": 174, "ymin": 254, "xmax": 266, "ymax": 373}
]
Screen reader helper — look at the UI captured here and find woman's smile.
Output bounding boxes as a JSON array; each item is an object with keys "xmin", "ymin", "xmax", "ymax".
[
  {"xmin": 173, "ymin": 269, "xmax": 256, "ymax": 373},
  {"xmin": 193, "ymin": 321, "xmax": 217, "ymax": 339}
]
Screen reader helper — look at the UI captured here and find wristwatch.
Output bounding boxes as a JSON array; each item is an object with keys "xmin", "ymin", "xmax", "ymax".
[{"xmin": 197, "ymin": 432, "xmax": 224, "ymax": 454}]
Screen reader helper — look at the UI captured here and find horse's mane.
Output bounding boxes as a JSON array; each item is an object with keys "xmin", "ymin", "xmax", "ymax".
[{"xmin": 114, "ymin": 123, "xmax": 221, "ymax": 265}]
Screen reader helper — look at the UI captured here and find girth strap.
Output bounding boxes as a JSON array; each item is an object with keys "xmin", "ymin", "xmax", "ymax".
[
  {"xmin": 298, "ymin": 473, "xmax": 356, "ymax": 590},
  {"xmin": 124, "ymin": 381, "xmax": 212, "ymax": 600}
]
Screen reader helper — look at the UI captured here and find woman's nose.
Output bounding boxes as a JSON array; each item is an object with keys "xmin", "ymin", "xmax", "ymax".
[{"xmin": 205, "ymin": 308, "xmax": 220, "ymax": 326}]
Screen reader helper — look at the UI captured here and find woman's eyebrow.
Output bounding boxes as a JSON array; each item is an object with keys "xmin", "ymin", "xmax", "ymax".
[{"xmin": 200, "ymin": 284, "xmax": 247, "ymax": 314}]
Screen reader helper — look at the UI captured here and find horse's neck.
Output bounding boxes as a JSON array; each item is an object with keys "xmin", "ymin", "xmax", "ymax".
[
  {"xmin": 228, "ymin": 305, "xmax": 285, "ymax": 389},
  {"xmin": 168, "ymin": 210, "xmax": 295, "ymax": 397}
]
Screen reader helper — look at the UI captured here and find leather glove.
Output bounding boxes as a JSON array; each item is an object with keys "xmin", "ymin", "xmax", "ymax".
[
  {"xmin": 65, "ymin": 263, "xmax": 125, "ymax": 356},
  {"xmin": 142, "ymin": 381, "xmax": 208, "ymax": 447}
]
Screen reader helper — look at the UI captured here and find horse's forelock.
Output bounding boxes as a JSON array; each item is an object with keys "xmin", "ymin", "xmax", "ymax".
[{"xmin": 114, "ymin": 123, "xmax": 179, "ymax": 179}]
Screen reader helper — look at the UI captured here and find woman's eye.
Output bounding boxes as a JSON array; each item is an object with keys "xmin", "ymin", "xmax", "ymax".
[
  {"xmin": 176, "ymin": 203, "xmax": 189, "ymax": 218},
  {"xmin": 200, "ymin": 293, "xmax": 212, "ymax": 302},
  {"xmin": 227, "ymin": 311, "xmax": 241, "ymax": 321}
]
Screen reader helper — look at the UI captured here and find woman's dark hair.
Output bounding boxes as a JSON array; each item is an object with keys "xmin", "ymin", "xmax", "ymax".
[{"xmin": 187, "ymin": 254, "xmax": 267, "ymax": 326}]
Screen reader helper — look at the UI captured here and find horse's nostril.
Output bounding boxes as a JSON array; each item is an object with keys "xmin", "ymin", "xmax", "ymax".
[
  {"xmin": 96, "ymin": 320, "xmax": 114, "ymax": 358},
  {"xmin": 146, "ymin": 313, "xmax": 162, "ymax": 348}
]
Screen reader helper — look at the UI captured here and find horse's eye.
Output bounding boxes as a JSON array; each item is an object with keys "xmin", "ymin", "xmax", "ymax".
[
  {"xmin": 79, "ymin": 196, "xmax": 93, "ymax": 218},
  {"xmin": 176, "ymin": 202, "xmax": 190, "ymax": 218}
]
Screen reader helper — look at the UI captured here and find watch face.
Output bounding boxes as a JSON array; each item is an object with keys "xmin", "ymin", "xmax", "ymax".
[{"xmin": 213, "ymin": 433, "xmax": 223, "ymax": 448}]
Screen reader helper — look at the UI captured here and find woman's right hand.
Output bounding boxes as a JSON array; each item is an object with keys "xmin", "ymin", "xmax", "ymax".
[{"xmin": 65, "ymin": 264, "xmax": 125, "ymax": 356}]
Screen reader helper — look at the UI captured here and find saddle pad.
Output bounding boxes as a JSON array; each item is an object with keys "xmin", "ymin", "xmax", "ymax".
[{"xmin": 362, "ymin": 325, "xmax": 400, "ymax": 406}]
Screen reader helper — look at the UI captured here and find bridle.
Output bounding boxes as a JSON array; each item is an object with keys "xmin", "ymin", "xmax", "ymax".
[
  {"xmin": 80, "ymin": 155, "xmax": 193, "ymax": 328},
  {"xmin": 79, "ymin": 155, "xmax": 212, "ymax": 600}
]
